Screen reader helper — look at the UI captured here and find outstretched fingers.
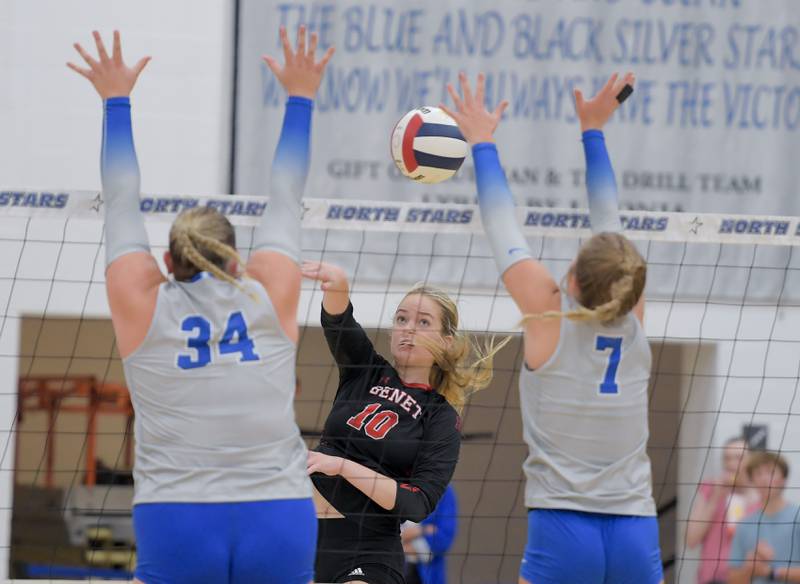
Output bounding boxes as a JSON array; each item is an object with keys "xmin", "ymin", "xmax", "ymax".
[
  {"xmin": 66, "ymin": 61, "xmax": 92, "ymax": 80},
  {"xmin": 296, "ymin": 25, "xmax": 306, "ymax": 59},
  {"xmin": 446, "ymin": 83, "xmax": 463, "ymax": 112},
  {"xmin": 132, "ymin": 56, "xmax": 151, "ymax": 78},
  {"xmin": 92, "ymin": 30, "xmax": 111, "ymax": 63},
  {"xmin": 73, "ymin": 42, "xmax": 99, "ymax": 69},
  {"xmin": 438, "ymin": 103, "xmax": 458, "ymax": 122},
  {"xmin": 262, "ymin": 55, "xmax": 281, "ymax": 77},
  {"xmin": 459, "ymin": 72, "xmax": 474, "ymax": 106},
  {"xmin": 317, "ymin": 46, "xmax": 335, "ymax": 71},
  {"xmin": 279, "ymin": 26, "xmax": 293, "ymax": 65},
  {"xmin": 614, "ymin": 71, "xmax": 635, "ymax": 95},
  {"xmin": 112, "ymin": 30, "xmax": 123, "ymax": 64},
  {"xmin": 493, "ymin": 100, "xmax": 509, "ymax": 120},
  {"xmin": 307, "ymin": 31, "xmax": 318, "ymax": 62},
  {"xmin": 600, "ymin": 72, "xmax": 619, "ymax": 97},
  {"xmin": 475, "ymin": 72, "xmax": 486, "ymax": 107}
]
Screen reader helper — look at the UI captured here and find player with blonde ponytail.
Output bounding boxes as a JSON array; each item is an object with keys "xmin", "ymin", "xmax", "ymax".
[
  {"xmin": 443, "ymin": 71, "xmax": 663, "ymax": 584},
  {"xmin": 69, "ymin": 26, "xmax": 333, "ymax": 584},
  {"xmin": 301, "ymin": 262, "xmax": 507, "ymax": 584}
]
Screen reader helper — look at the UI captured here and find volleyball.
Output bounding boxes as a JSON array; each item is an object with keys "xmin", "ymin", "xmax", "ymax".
[{"xmin": 390, "ymin": 106, "xmax": 468, "ymax": 184}]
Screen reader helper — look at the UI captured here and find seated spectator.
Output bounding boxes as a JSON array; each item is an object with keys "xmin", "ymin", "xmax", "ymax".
[
  {"xmin": 728, "ymin": 451, "xmax": 800, "ymax": 583},
  {"xmin": 688, "ymin": 437, "xmax": 759, "ymax": 584},
  {"xmin": 403, "ymin": 484, "xmax": 457, "ymax": 584}
]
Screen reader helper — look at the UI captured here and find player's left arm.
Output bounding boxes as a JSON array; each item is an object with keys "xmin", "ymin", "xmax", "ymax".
[
  {"xmin": 574, "ymin": 73, "xmax": 645, "ymax": 323},
  {"xmin": 246, "ymin": 26, "xmax": 334, "ymax": 344},
  {"xmin": 391, "ymin": 406, "xmax": 460, "ymax": 523}
]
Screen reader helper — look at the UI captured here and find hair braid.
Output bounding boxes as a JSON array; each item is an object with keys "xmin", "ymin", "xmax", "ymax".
[
  {"xmin": 174, "ymin": 229, "xmax": 256, "ymax": 300},
  {"xmin": 521, "ymin": 233, "xmax": 646, "ymax": 325}
]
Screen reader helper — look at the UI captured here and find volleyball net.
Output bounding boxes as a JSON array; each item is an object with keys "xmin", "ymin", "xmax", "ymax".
[{"xmin": 1, "ymin": 190, "xmax": 799, "ymax": 583}]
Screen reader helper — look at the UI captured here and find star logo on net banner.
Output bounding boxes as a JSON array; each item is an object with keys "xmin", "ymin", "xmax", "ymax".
[{"xmin": 90, "ymin": 193, "xmax": 104, "ymax": 213}]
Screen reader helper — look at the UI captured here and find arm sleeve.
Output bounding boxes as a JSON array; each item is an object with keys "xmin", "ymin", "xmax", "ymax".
[
  {"xmin": 583, "ymin": 129, "xmax": 622, "ymax": 234},
  {"xmin": 101, "ymin": 97, "xmax": 150, "ymax": 267},
  {"xmin": 394, "ymin": 406, "xmax": 461, "ymax": 523},
  {"xmin": 422, "ymin": 485, "xmax": 458, "ymax": 555},
  {"xmin": 472, "ymin": 142, "xmax": 533, "ymax": 276},
  {"xmin": 251, "ymin": 96, "xmax": 313, "ymax": 263},
  {"xmin": 320, "ymin": 302, "xmax": 382, "ymax": 384}
]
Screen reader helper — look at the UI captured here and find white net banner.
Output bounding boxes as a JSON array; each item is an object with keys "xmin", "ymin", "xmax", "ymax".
[{"xmin": 1, "ymin": 189, "xmax": 798, "ymax": 246}]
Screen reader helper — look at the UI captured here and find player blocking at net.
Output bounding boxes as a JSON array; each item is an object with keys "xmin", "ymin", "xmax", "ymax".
[
  {"xmin": 441, "ymin": 73, "xmax": 664, "ymax": 584},
  {"xmin": 67, "ymin": 27, "xmax": 333, "ymax": 584}
]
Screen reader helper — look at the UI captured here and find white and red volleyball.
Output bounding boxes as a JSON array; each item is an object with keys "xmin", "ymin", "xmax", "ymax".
[{"xmin": 390, "ymin": 107, "xmax": 467, "ymax": 184}]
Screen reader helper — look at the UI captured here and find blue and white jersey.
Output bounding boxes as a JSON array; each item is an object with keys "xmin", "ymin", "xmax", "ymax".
[
  {"xmin": 519, "ymin": 294, "xmax": 656, "ymax": 516},
  {"xmin": 123, "ymin": 273, "xmax": 311, "ymax": 505}
]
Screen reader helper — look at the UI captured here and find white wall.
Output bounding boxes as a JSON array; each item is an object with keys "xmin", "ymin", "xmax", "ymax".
[
  {"xmin": 0, "ymin": 0, "xmax": 234, "ymax": 195},
  {"xmin": 0, "ymin": 1, "xmax": 233, "ymax": 577}
]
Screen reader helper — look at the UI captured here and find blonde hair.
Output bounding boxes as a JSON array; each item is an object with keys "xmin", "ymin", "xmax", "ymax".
[
  {"xmin": 402, "ymin": 284, "xmax": 511, "ymax": 413},
  {"xmin": 169, "ymin": 207, "xmax": 247, "ymax": 292},
  {"xmin": 524, "ymin": 232, "xmax": 646, "ymax": 325}
]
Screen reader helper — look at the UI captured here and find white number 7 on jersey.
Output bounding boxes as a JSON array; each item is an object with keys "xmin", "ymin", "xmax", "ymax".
[{"xmin": 595, "ymin": 335, "xmax": 623, "ymax": 395}]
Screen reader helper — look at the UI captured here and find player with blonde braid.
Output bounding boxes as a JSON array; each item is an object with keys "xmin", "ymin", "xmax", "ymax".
[
  {"xmin": 301, "ymin": 263, "xmax": 507, "ymax": 584},
  {"xmin": 442, "ymin": 71, "xmax": 663, "ymax": 584},
  {"xmin": 68, "ymin": 26, "xmax": 333, "ymax": 584},
  {"xmin": 168, "ymin": 207, "xmax": 255, "ymax": 296}
]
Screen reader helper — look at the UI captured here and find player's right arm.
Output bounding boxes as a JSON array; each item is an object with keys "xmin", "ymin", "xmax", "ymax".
[
  {"xmin": 246, "ymin": 26, "xmax": 334, "ymax": 344},
  {"xmin": 301, "ymin": 260, "xmax": 380, "ymax": 380},
  {"xmin": 441, "ymin": 73, "xmax": 560, "ymax": 370},
  {"xmin": 68, "ymin": 31, "xmax": 163, "ymax": 358}
]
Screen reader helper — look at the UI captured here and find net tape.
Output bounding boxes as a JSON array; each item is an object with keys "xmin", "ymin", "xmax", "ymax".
[{"xmin": 0, "ymin": 189, "xmax": 796, "ymax": 246}]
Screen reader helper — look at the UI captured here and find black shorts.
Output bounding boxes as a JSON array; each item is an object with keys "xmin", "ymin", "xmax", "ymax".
[{"xmin": 315, "ymin": 518, "xmax": 405, "ymax": 584}]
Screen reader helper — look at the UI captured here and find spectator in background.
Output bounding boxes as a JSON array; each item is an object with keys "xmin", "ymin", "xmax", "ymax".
[
  {"xmin": 688, "ymin": 437, "xmax": 759, "ymax": 584},
  {"xmin": 728, "ymin": 451, "xmax": 800, "ymax": 584},
  {"xmin": 403, "ymin": 484, "xmax": 458, "ymax": 584}
]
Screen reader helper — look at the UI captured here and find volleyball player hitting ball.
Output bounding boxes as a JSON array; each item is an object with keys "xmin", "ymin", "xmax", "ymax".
[
  {"xmin": 301, "ymin": 261, "xmax": 506, "ymax": 584},
  {"xmin": 442, "ymin": 72, "xmax": 664, "ymax": 584},
  {"xmin": 68, "ymin": 27, "xmax": 333, "ymax": 583}
]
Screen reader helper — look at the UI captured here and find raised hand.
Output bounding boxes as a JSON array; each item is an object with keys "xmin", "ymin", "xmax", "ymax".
[
  {"xmin": 67, "ymin": 30, "xmax": 150, "ymax": 99},
  {"xmin": 300, "ymin": 260, "xmax": 348, "ymax": 292},
  {"xmin": 263, "ymin": 25, "xmax": 335, "ymax": 99},
  {"xmin": 574, "ymin": 72, "xmax": 635, "ymax": 132},
  {"xmin": 440, "ymin": 72, "xmax": 509, "ymax": 145}
]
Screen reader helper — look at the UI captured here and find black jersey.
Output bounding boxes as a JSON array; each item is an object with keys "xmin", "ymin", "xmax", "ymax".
[{"xmin": 312, "ymin": 302, "xmax": 461, "ymax": 535}]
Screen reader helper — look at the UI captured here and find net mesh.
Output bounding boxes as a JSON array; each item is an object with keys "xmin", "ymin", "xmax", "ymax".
[{"xmin": 1, "ymin": 192, "xmax": 798, "ymax": 583}]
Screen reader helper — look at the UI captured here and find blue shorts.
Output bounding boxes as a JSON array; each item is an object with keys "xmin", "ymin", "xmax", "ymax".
[
  {"xmin": 133, "ymin": 498, "xmax": 316, "ymax": 584},
  {"xmin": 520, "ymin": 509, "xmax": 663, "ymax": 584}
]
